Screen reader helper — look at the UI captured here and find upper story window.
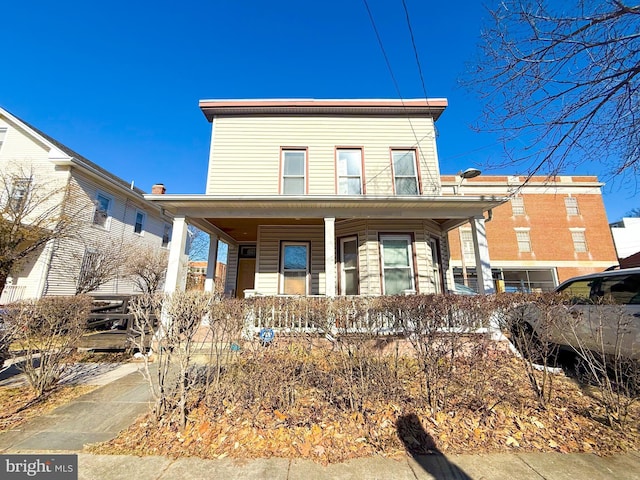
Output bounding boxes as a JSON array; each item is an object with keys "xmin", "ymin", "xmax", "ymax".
[
  {"xmin": 564, "ymin": 197, "xmax": 579, "ymax": 216},
  {"xmin": 515, "ymin": 228, "xmax": 531, "ymax": 253},
  {"xmin": 93, "ymin": 192, "xmax": 113, "ymax": 229},
  {"xmin": 391, "ymin": 150, "xmax": 419, "ymax": 195},
  {"xmin": 0, "ymin": 127, "xmax": 7, "ymax": 151},
  {"xmin": 9, "ymin": 177, "xmax": 31, "ymax": 212},
  {"xmin": 162, "ymin": 224, "xmax": 172, "ymax": 248},
  {"xmin": 571, "ymin": 229, "xmax": 588, "ymax": 252},
  {"xmin": 337, "ymin": 148, "xmax": 363, "ymax": 195},
  {"xmin": 134, "ymin": 210, "xmax": 146, "ymax": 235},
  {"xmin": 281, "ymin": 149, "xmax": 307, "ymax": 195},
  {"xmin": 511, "ymin": 196, "xmax": 525, "ymax": 216}
]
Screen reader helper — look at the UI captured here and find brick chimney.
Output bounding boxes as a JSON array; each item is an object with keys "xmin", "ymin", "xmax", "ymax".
[{"xmin": 151, "ymin": 183, "xmax": 166, "ymax": 194}]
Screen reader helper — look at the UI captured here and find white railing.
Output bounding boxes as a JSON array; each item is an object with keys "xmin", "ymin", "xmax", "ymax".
[{"xmin": 0, "ymin": 285, "xmax": 27, "ymax": 304}]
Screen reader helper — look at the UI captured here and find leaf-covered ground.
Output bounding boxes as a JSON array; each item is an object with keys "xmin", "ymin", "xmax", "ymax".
[{"xmin": 90, "ymin": 346, "xmax": 640, "ymax": 464}]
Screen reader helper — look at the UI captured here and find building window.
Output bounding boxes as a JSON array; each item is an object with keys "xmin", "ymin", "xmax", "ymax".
[
  {"xmin": 571, "ymin": 230, "xmax": 588, "ymax": 252},
  {"xmin": 280, "ymin": 242, "xmax": 309, "ymax": 295},
  {"xmin": 134, "ymin": 210, "xmax": 146, "ymax": 234},
  {"xmin": 162, "ymin": 224, "xmax": 172, "ymax": 248},
  {"xmin": 339, "ymin": 236, "xmax": 359, "ymax": 295},
  {"xmin": 565, "ymin": 197, "xmax": 579, "ymax": 216},
  {"xmin": 460, "ymin": 229, "xmax": 475, "ymax": 264},
  {"xmin": 77, "ymin": 249, "xmax": 101, "ymax": 291},
  {"xmin": 516, "ymin": 229, "xmax": 532, "ymax": 253},
  {"xmin": 380, "ymin": 234, "xmax": 415, "ymax": 295},
  {"xmin": 0, "ymin": 127, "xmax": 6, "ymax": 151},
  {"xmin": 511, "ymin": 197, "xmax": 525, "ymax": 216},
  {"xmin": 93, "ymin": 193, "xmax": 112, "ymax": 228},
  {"xmin": 337, "ymin": 149, "xmax": 363, "ymax": 194},
  {"xmin": 391, "ymin": 150, "xmax": 419, "ymax": 195},
  {"xmin": 429, "ymin": 237, "xmax": 442, "ymax": 294},
  {"xmin": 281, "ymin": 149, "xmax": 306, "ymax": 194},
  {"xmin": 9, "ymin": 177, "xmax": 31, "ymax": 212}
]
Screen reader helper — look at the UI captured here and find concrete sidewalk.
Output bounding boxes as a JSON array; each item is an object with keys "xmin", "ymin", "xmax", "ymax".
[{"xmin": 75, "ymin": 451, "xmax": 640, "ymax": 480}]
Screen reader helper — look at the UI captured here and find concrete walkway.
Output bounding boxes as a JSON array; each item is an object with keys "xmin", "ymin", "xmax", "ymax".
[
  {"xmin": 0, "ymin": 363, "xmax": 638, "ymax": 479},
  {"xmin": 0, "ymin": 365, "xmax": 152, "ymax": 451}
]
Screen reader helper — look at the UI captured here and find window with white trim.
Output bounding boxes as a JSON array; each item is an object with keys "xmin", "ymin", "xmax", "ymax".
[
  {"xmin": 460, "ymin": 229, "xmax": 475, "ymax": 264},
  {"xmin": 77, "ymin": 248, "xmax": 101, "ymax": 291},
  {"xmin": 564, "ymin": 197, "xmax": 579, "ymax": 216},
  {"xmin": 9, "ymin": 177, "xmax": 31, "ymax": 212},
  {"xmin": 571, "ymin": 229, "xmax": 588, "ymax": 252},
  {"xmin": 511, "ymin": 197, "xmax": 525, "ymax": 216},
  {"xmin": 162, "ymin": 224, "xmax": 172, "ymax": 248},
  {"xmin": 0, "ymin": 127, "xmax": 7, "ymax": 151},
  {"xmin": 281, "ymin": 149, "xmax": 306, "ymax": 194},
  {"xmin": 280, "ymin": 242, "xmax": 309, "ymax": 295},
  {"xmin": 391, "ymin": 150, "xmax": 419, "ymax": 195},
  {"xmin": 337, "ymin": 149, "xmax": 363, "ymax": 194},
  {"xmin": 93, "ymin": 193, "xmax": 112, "ymax": 228},
  {"xmin": 380, "ymin": 234, "xmax": 415, "ymax": 294},
  {"xmin": 339, "ymin": 236, "xmax": 359, "ymax": 295},
  {"xmin": 515, "ymin": 229, "xmax": 532, "ymax": 253},
  {"xmin": 134, "ymin": 210, "xmax": 146, "ymax": 235}
]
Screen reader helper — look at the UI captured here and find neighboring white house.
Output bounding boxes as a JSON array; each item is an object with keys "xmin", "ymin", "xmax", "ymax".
[
  {"xmin": 147, "ymin": 99, "xmax": 506, "ymax": 297},
  {"xmin": 610, "ymin": 217, "xmax": 640, "ymax": 263},
  {"xmin": 0, "ymin": 106, "xmax": 174, "ymax": 303}
]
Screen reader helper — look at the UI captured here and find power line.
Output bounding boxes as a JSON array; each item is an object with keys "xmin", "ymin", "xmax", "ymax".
[{"xmin": 401, "ymin": 0, "xmax": 430, "ymax": 102}]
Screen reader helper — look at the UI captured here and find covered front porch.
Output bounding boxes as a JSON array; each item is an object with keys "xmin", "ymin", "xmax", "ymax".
[{"xmin": 145, "ymin": 195, "xmax": 506, "ymax": 297}]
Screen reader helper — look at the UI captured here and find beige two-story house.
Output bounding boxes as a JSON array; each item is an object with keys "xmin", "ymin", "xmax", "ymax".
[
  {"xmin": 148, "ymin": 99, "xmax": 505, "ymax": 297},
  {"xmin": 0, "ymin": 106, "xmax": 174, "ymax": 302}
]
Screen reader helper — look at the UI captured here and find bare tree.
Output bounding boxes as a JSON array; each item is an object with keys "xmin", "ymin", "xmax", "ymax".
[
  {"xmin": 0, "ymin": 167, "xmax": 78, "ymax": 295},
  {"xmin": 72, "ymin": 239, "xmax": 128, "ymax": 294},
  {"xmin": 470, "ymin": 1, "xmax": 640, "ymax": 182},
  {"xmin": 123, "ymin": 244, "xmax": 168, "ymax": 294}
]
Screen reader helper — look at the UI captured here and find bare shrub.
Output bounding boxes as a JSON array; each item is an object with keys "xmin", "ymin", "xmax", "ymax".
[
  {"xmin": 559, "ymin": 297, "xmax": 639, "ymax": 427},
  {"xmin": 4, "ymin": 295, "xmax": 92, "ymax": 396},
  {"xmin": 499, "ymin": 292, "xmax": 563, "ymax": 409},
  {"xmin": 123, "ymin": 244, "xmax": 168, "ymax": 294}
]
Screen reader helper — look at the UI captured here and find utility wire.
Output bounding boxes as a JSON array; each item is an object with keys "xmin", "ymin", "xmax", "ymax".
[{"xmin": 401, "ymin": 0, "xmax": 430, "ymax": 103}]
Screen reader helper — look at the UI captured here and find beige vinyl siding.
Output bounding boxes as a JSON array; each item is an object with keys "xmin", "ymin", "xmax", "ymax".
[
  {"xmin": 255, "ymin": 225, "xmax": 325, "ymax": 295},
  {"xmin": 207, "ymin": 116, "xmax": 440, "ymax": 196},
  {"xmin": 45, "ymin": 171, "xmax": 170, "ymax": 296},
  {"xmin": 225, "ymin": 244, "xmax": 239, "ymax": 296}
]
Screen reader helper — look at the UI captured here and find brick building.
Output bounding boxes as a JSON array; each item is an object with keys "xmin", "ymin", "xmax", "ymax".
[{"xmin": 442, "ymin": 175, "xmax": 618, "ymax": 293}]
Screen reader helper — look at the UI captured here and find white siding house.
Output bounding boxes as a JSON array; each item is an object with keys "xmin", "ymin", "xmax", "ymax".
[
  {"xmin": 147, "ymin": 99, "xmax": 506, "ymax": 298},
  {"xmin": 0, "ymin": 106, "xmax": 173, "ymax": 303}
]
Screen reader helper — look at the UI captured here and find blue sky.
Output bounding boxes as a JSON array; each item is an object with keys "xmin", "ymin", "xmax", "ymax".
[{"xmin": 1, "ymin": 0, "xmax": 635, "ymax": 223}]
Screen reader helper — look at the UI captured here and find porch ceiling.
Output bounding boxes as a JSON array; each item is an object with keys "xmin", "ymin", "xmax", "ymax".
[{"xmin": 145, "ymin": 194, "xmax": 507, "ymax": 240}]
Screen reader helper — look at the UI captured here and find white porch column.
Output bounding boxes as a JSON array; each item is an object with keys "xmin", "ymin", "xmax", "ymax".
[
  {"xmin": 324, "ymin": 217, "xmax": 336, "ymax": 297},
  {"xmin": 164, "ymin": 216, "xmax": 189, "ymax": 293},
  {"xmin": 204, "ymin": 233, "xmax": 219, "ymax": 293},
  {"xmin": 470, "ymin": 215, "xmax": 495, "ymax": 294}
]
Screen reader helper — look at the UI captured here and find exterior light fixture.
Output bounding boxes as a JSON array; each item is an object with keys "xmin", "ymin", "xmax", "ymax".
[{"xmin": 456, "ymin": 168, "xmax": 482, "ymax": 194}]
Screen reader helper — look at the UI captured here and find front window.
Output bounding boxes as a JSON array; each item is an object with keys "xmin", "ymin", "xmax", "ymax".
[
  {"xmin": 391, "ymin": 150, "xmax": 419, "ymax": 195},
  {"xmin": 93, "ymin": 193, "xmax": 112, "ymax": 228},
  {"xmin": 0, "ymin": 127, "xmax": 7, "ymax": 151},
  {"xmin": 281, "ymin": 149, "xmax": 306, "ymax": 194},
  {"xmin": 571, "ymin": 230, "xmax": 588, "ymax": 252},
  {"xmin": 380, "ymin": 234, "xmax": 415, "ymax": 295},
  {"xmin": 9, "ymin": 177, "xmax": 31, "ymax": 212},
  {"xmin": 339, "ymin": 236, "xmax": 359, "ymax": 295},
  {"xmin": 162, "ymin": 224, "xmax": 172, "ymax": 248},
  {"xmin": 565, "ymin": 197, "xmax": 579, "ymax": 216},
  {"xmin": 516, "ymin": 229, "xmax": 531, "ymax": 253},
  {"xmin": 337, "ymin": 149, "xmax": 363, "ymax": 194},
  {"xmin": 511, "ymin": 197, "xmax": 525, "ymax": 216},
  {"xmin": 134, "ymin": 210, "xmax": 146, "ymax": 234},
  {"xmin": 280, "ymin": 242, "xmax": 309, "ymax": 295}
]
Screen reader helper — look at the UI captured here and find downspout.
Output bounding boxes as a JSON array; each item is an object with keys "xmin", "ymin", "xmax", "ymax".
[{"xmin": 486, "ymin": 209, "xmax": 493, "ymax": 222}]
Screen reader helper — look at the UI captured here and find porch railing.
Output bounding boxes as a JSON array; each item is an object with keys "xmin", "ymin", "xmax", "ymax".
[{"xmin": 0, "ymin": 286, "xmax": 26, "ymax": 304}]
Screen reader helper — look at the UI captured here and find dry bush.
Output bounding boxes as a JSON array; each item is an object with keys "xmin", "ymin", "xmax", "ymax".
[
  {"xmin": 3, "ymin": 295, "xmax": 92, "ymax": 397},
  {"xmin": 123, "ymin": 244, "xmax": 168, "ymax": 294}
]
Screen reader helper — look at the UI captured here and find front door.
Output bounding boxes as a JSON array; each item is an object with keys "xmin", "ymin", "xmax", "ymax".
[{"xmin": 236, "ymin": 245, "xmax": 256, "ymax": 298}]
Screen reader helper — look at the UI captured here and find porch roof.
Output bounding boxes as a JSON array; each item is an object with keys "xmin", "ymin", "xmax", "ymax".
[{"xmin": 145, "ymin": 194, "xmax": 507, "ymax": 241}]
